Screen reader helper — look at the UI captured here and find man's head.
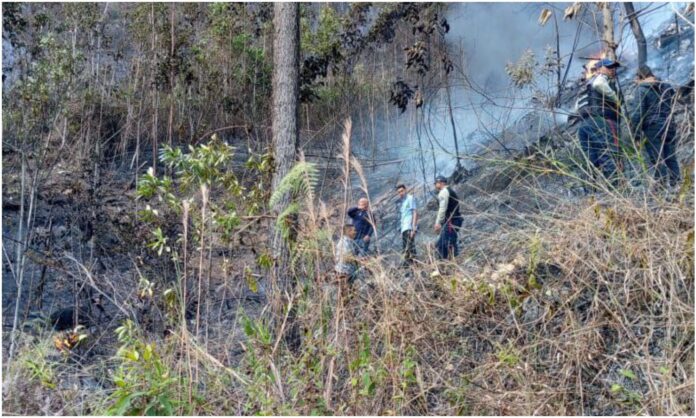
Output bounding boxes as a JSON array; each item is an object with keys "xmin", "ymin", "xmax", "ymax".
[
  {"xmin": 396, "ymin": 184, "xmax": 407, "ymax": 198},
  {"xmin": 434, "ymin": 175, "xmax": 448, "ymax": 191},
  {"xmin": 594, "ymin": 58, "xmax": 620, "ymax": 78},
  {"xmin": 357, "ymin": 197, "xmax": 369, "ymax": 210},
  {"xmin": 635, "ymin": 65, "xmax": 656, "ymax": 82},
  {"xmin": 343, "ymin": 224, "xmax": 356, "ymax": 239}
]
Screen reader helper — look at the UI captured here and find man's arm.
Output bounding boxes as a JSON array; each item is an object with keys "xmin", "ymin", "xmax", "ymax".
[
  {"xmin": 435, "ymin": 188, "xmax": 449, "ymax": 226},
  {"xmin": 592, "ymin": 75, "xmax": 619, "ymax": 103},
  {"xmin": 411, "ymin": 196, "xmax": 418, "ymax": 232},
  {"xmin": 347, "ymin": 207, "xmax": 358, "ymax": 219}
]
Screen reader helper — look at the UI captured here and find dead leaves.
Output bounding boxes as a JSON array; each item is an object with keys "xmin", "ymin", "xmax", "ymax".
[
  {"xmin": 539, "ymin": 3, "xmax": 582, "ymax": 26},
  {"xmin": 414, "ymin": 90, "xmax": 423, "ymax": 108},
  {"xmin": 441, "ymin": 54, "xmax": 454, "ymax": 75},
  {"xmin": 564, "ymin": 3, "xmax": 583, "ymax": 20},
  {"xmin": 389, "ymin": 80, "xmax": 415, "ymax": 113},
  {"xmin": 53, "ymin": 326, "xmax": 88, "ymax": 353},
  {"xmin": 538, "ymin": 9, "xmax": 553, "ymax": 26},
  {"xmin": 505, "ymin": 49, "xmax": 537, "ymax": 89},
  {"xmin": 404, "ymin": 41, "xmax": 429, "ymax": 76}
]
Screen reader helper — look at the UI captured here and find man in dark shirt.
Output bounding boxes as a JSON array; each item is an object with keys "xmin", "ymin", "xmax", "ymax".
[
  {"xmin": 347, "ymin": 197, "xmax": 375, "ymax": 255},
  {"xmin": 629, "ymin": 65, "xmax": 681, "ymax": 187}
]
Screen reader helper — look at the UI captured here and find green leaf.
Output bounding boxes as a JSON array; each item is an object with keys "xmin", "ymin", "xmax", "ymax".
[
  {"xmin": 126, "ymin": 349, "xmax": 140, "ymax": 362},
  {"xmin": 256, "ymin": 253, "xmax": 273, "ymax": 270},
  {"xmin": 359, "ymin": 373, "xmax": 375, "ymax": 397},
  {"xmin": 108, "ymin": 392, "xmax": 146, "ymax": 415},
  {"xmin": 158, "ymin": 395, "xmax": 174, "ymax": 415},
  {"xmin": 242, "ymin": 317, "xmax": 255, "ymax": 338},
  {"xmin": 244, "ymin": 267, "xmax": 258, "ymax": 293},
  {"xmin": 619, "ymin": 369, "xmax": 636, "ymax": 380}
]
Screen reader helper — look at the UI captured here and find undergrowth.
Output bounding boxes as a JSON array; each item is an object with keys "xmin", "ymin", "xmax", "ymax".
[{"xmin": 3, "ymin": 137, "xmax": 693, "ymax": 416}]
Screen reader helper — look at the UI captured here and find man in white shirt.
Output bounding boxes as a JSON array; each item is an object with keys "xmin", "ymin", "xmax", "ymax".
[
  {"xmin": 433, "ymin": 176, "xmax": 463, "ymax": 259},
  {"xmin": 335, "ymin": 224, "xmax": 359, "ymax": 283},
  {"xmin": 396, "ymin": 184, "xmax": 418, "ymax": 265}
]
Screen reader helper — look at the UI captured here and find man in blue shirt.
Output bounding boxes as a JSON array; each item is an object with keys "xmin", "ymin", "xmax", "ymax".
[
  {"xmin": 396, "ymin": 184, "xmax": 418, "ymax": 265},
  {"xmin": 347, "ymin": 197, "xmax": 375, "ymax": 255}
]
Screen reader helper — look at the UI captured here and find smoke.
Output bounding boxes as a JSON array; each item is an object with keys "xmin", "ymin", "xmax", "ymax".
[
  {"xmin": 393, "ymin": 2, "xmax": 689, "ymax": 175},
  {"xmin": 447, "ymin": 2, "xmax": 684, "ymax": 93},
  {"xmin": 449, "ymin": 3, "xmax": 580, "ymax": 93},
  {"xmin": 347, "ymin": 3, "xmax": 691, "ymax": 201}
]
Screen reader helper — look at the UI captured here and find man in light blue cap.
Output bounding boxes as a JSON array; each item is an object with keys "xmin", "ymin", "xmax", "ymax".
[{"xmin": 574, "ymin": 58, "xmax": 623, "ymax": 184}]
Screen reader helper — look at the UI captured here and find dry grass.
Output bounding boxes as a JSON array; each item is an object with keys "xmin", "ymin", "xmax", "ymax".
[
  {"xmin": 3, "ymin": 123, "xmax": 694, "ymax": 416},
  {"xmin": 270, "ymin": 186, "xmax": 693, "ymax": 415}
]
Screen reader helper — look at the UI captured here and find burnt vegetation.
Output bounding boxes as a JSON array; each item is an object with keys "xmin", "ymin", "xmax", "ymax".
[{"xmin": 2, "ymin": 2, "xmax": 694, "ymax": 416}]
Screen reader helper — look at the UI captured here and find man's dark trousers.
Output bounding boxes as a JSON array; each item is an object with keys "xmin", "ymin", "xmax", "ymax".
[
  {"xmin": 437, "ymin": 219, "xmax": 460, "ymax": 260},
  {"xmin": 643, "ymin": 123, "xmax": 680, "ymax": 185},
  {"xmin": 401, "ymin": 230, "xmax": 416, "ymax": 264},
  {"xmin": 355, "ymin": 238, "xmax": 370, "ymax": 256}
]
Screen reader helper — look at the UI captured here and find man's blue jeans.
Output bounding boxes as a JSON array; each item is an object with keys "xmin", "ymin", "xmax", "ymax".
[{"xmin": 578, "ymin": 117, "xmax": 619, "ymax": 181}]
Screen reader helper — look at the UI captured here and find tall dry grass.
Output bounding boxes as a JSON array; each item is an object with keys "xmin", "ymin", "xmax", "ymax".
[{"xmin": 3, "ymin": 116, "xmax": 693, "ymax": 416}]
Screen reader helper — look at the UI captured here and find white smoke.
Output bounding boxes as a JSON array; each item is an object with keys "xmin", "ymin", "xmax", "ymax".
[{"xmin": 348, "ymin": 2, "xmax": 691, "ymax": 200}]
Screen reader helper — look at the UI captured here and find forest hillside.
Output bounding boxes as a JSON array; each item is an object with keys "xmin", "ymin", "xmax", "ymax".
[{"xmin": 2, "ymin": 2, "xmax": 694, "ymax": 415}]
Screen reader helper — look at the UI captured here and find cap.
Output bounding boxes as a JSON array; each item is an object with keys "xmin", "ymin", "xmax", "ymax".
[
  {"xmin": 594, "ymin": 58, "xmax": 621, "ymax": 69},
  {"xmin": 434, "ymin": 175, "xmax": 448, "ymax": 184}
]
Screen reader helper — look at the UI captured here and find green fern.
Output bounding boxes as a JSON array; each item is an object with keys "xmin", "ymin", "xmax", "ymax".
[
  {"xmin": 276, "ymin": 202, "xmax": 300, "ymax": 241},
  {"xmin": 269, "ymin": 162, "xmax": 318, "ymax": 208},
  {"xmin": 290, "ymin": 227, "xmax": 333, "ymax": 273}
]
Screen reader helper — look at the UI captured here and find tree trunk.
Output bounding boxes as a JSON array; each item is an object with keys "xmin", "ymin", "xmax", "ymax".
[
  {"xmin": 444, "ymin": 72, "xmax": 461, "ymax": 170},
  {"xmin": 150, "ymin": 4, "xmax": 158, "ymax": 173},
  {"xmin": 168, "ymin": 3, "xmax": 176, "ymax": 148},
  {"xmin": 624, "ymin": 2, "xmax": 647, "ymax": 68},
  {"xmin": 552, "ymin": 12, "xmax": 563, "ymax": 107},
  {"xmin": 601, "ymin": 3, "xmax": 617, "ymax": 60},
  {"xmin": 270, "ymin": 3, "xmax": 300, "ymax": 293}
]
